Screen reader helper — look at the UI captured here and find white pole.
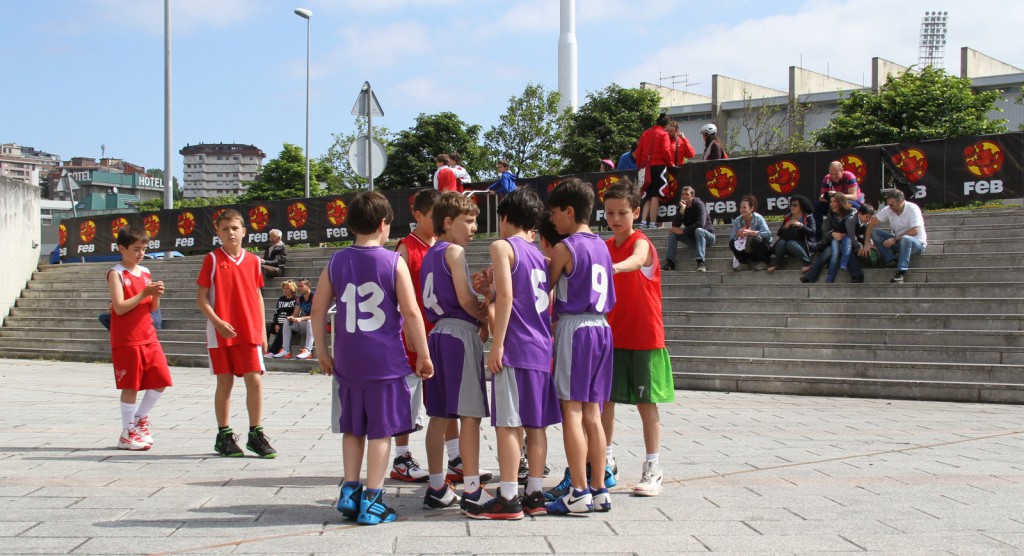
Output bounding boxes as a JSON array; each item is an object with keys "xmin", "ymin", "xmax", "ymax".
[
  {"xmin": 303, "ymin": 15, "xmax": 310, "ymax": 198},
  {"xmin": 163, "ymin": 0, "xmax": 173, "ymax": 210},
  {"xmin": 557, "ymin": 0, "xmax": 578, "ymax": 112},
  {"xmin": 366, "ymin": 83, "xmax": 374, "ymax": 191}
]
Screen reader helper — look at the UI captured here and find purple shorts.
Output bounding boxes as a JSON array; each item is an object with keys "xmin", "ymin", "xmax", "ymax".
[
  {"xmin": 553, "ymin": 314, "xmax": 614, "ymax": 402},
  {"xmin": 491, "ymin": 367, "xmax": 562, "ymax": 428},
  {"xmin": 333, "ymin": 377, "xmax": 416, "ymax": 440},
  {"xmin": 424, "ymin": 319, "xmax": 488, "ymax": 419}
]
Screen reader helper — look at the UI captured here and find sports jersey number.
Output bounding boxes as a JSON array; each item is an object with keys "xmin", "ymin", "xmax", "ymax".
[
  {"xmin": 592, "ymin": 264, "xmax": 609, "ymax": 312},
  {"xmin": 422, "ymin": 272, "xmax": 444, "ymax": 316},
  {"xmin": 531, "ymin": 268, "xmax": 549, "ymax": 314},
  {"xmin": 340, "ymin": 282, "xmax": 386, "ymax": 333}
]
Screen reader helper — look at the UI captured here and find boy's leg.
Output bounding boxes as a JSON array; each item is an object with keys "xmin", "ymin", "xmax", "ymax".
[
  {"xmin": 214, "ymin": 374, "xmax": 234, "ymax": 427},
  {"xmin": 637, "ymin": 403, "xmax": 661, "ymax": 456},
  {"xmin": 459, "ymin": 416, "xmax": 482, "ymax": 490},
  {"xmin": 601, "ymin": 402, "xmax": 617, "ymax": 446},
  {"xmin": 242, "ymin": 372, "xmax": 263, "ymax": 427},
  {"xmin": 560, "ymin": 400, "xmax": 588, "ymax": 490},
  {"xmin": 343, "ymin": 433, "xmax": 366, "ymax": 484},
  {"xmin": 365, "ymin": 437, "xmax": 391, "ymax": 490},
  {"xmin": 581, "ymin": 402, "xmax": 607, "ymax": 492},
  {"xmin": 119, "ymin": 389, "xmax": 139, "ymax": 431},
  {"xmin": 425, "ymin": 417, "xmax": 452, "ymax": 483},
  {"xmin": 524, "ymin": 427, "xmax": 548, "ymax": 484},
  {"xmin": 495, "ymin": 426, "xmax": 522, "ymax": 499}
]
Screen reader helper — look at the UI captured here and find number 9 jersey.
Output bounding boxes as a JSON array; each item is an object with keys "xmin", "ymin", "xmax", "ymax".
[
  {"xmin": 553, "ymin": 232, "xmax": 617, "ymax": 317},
  {"xmin": 326, "ymin": 245, "xmax": 410, "ymax": 385}
]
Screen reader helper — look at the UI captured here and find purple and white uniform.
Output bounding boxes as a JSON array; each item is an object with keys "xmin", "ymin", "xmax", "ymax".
[
  {"xmin": 552, "ymin": 232, "xmax": 616, "ymax": 402},
  {"xmin": 326, "ymin": 246, "xmax": 419, "ymax": 439},
  {"xmin": 491, "ymin": 236, "xmax": 560, "ymax": 428},
  {"xmin": 420, "ymin": 241, "xmax": 488, "ymax": 419}
]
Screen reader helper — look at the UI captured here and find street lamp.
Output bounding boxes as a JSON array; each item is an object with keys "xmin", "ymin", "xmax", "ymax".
[{"xmin": 294, "ymin": 7, "xmax": 312, "ymax": 198}]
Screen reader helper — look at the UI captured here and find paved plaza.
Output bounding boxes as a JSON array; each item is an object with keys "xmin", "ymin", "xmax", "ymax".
[{"xmin": 1, "ymin": 358, "xmax": 1023, "ymax": 554}]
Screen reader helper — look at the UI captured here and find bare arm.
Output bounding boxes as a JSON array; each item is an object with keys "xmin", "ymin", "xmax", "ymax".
[
  {"xmin": 196, "ymin": 285, "xmax": 235, "ymax": 338},
  {"xmin": 612, "ymin": 238, "xmax": 651, "ymax": 275},
  {"xmin": 487, "ymin": 240, "xmax": 514, "ymax": 374},
  {"xmin": 311, "ymin": 266, "xmax": 334, "ymax": 374},
  {"xmin": 858, "ymin": 216, "xmax": 881, "ymax": 256},
  {"xmin": 396, "ymin": 258, "xmax": 433, "ymax": 379},
  {"xmin": 107, "ymin": 270, "xmax": 162, "ymax": 316},
  {"xmin": 445, "ymin": 244, "xmax": 486, "ymax": 319}
]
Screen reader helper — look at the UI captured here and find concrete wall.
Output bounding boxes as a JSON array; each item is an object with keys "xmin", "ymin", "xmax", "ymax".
[
  {"xmin": 0, "ymin": 176, "xmax": 41, "ymax": 327},
  {"xmin": 642, "ymin": 82, "xmax": 711, "ymax": 110},
  {"xmin": 789, "ymin": 67, "xmax": 862, "ymax": 98},
  {"xmin": 872, "ymin": 57, "xmax": 909, "ymax": 92},
  {"xmin": 961, "ymin": 48, "xmax": 1023, "ymax": 79}
]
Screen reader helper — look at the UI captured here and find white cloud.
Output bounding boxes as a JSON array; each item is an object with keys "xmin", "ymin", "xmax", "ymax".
[
  {"xmin": 87, "ymin": 0, "xmax": 263, "ymax": 35},
  {"xmin": 329, "ymin": 21, "xmax": 433, "ymax": 71}
]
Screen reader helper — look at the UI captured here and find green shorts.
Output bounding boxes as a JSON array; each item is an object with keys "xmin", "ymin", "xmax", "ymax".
[{"xmin": 610, "ymin": 348, "xmax": 676, "ymax": 405}]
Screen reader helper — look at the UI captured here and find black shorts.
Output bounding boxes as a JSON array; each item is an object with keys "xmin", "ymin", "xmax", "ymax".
[{"xmin": 644, "ymin": 166, "xmax": 669, "ymax": 199}]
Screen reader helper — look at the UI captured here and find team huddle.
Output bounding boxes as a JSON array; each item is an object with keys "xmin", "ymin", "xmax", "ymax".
[{"xmin": 105, "ymin": 177, "xmax": 674, "ymax": 525}]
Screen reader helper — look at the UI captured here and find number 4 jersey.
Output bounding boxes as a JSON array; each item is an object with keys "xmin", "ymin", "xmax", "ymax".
[
  {"xmin": 553, "ymin": 232, "xmax": 617, "ymax": 317},
  {"xmin": 326, "ymin": 245, "xmax": 410, "ymax": 385}
]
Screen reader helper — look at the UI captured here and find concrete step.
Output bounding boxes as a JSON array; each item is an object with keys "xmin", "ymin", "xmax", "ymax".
[
  {"xmin": 659, "ymin": 283, "xmax": 1023, "ymax": 298},
  {"xmin": 658, "ymin": 266, "xmax": 1024, "ymax": 284},
  {"xmin": 662, "ymin": 311, "xmax": 1023, "ymax": 332},
  {"xmin": 660, "ymin": 297, "xmax": 1024, "ymax": 315},
  {"xmin": 664, "ymin": 325, "xmax": 1024, "ymax": 348},
  {"xmin": 663, "ymin": 339, "xmax": 1024, "ymax": 365}
]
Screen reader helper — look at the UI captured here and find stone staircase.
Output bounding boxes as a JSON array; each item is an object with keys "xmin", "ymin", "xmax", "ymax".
[{"xmin": 1, "ymin": 207, "xmax": 1022, "ymax": 402}]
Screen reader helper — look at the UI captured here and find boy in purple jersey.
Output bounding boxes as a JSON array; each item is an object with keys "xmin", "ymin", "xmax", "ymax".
[
  {"xmin": 310, "ymin": 191, "xmax": 433, "ymax": 526},
  {"xmin": 471, "ymin": 188, "xmax": 560, "ymax": 520},
  {"xmin": 419, "ymin": 192, "xmax": 491, "ymax": 514},
  {"xmin": 544, "ymin": 178, "xmax": 617, "ymax": 515}
]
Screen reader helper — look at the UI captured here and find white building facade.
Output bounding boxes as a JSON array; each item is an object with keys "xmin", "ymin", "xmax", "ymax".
[{"xmin": 179, "ymin": 143, "xmax": 266, "ymax": 198}]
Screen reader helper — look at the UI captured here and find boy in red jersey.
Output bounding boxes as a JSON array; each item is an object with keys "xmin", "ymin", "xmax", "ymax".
[
  {"xmin": 603, "ymin": 180, "xmax": 674, "ymax": 497},
  {"xmin": 107, "ymin": 225, "xmax": 172, "ymax": 451},
  {"xmin": 196, "ymin": 209, "xmax": 276, "ymax": 458}
]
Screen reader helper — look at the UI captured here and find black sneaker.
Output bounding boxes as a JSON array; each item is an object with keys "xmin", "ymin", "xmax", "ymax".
[
  {"xmin": 661, "ymin": 259, "xmax": 675, "ymax": 271},
  {"xmin": 885, "ymin": 260, "xmax": 897, "ymax": 268},
  {"xmin": 246, "ymin": 426, "xmax": 278, "ymax": 458},
  {"xmin": 423, "ymin": 481, "xmax": 460, "ymax": 509},
  {"xmin": 214, "ymin": 428, "xmax": 243, "ymax": 457},
  {"xmin": 851, "ymin": 275, "xmax": 864, "ymax": 283},
  {"xmin": 696, "ymin": 260, "xmax": 707, "ymax": 272},
  {"xmin": 890, "ymin": 271, "xmax": 905, "ymax": 284},
  {"xmin": 446, "ymin": 456, "xmax": 493, "ymax": 483},
  {"xmin": 522, "ymin": 491, "xmax": 547, "ymax": 516},
  {"xmin": 459, "ymin": 487, "xmax": 494, "ymax": 515},
  {"xmin": 517, "ymin": 457, "xmax": 529, "ymax": 485},
  {"xmin": 465, "ymin": 494, "xmax": 524, "ymax": 520}
]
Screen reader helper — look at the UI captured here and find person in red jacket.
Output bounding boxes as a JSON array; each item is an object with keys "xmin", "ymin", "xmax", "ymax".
[
  {"xmin": 666, "ymin": 121, "xmax": 695, "ymax": 166},
  {"xmin": 634, "ymin": 113, "xmax": 673, "ymax": 229}
]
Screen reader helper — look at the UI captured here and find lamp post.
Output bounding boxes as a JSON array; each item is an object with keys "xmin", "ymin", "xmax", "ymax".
[{"xmin": 294, "ymin": 8, "xmax": 312, "ymax": 198}]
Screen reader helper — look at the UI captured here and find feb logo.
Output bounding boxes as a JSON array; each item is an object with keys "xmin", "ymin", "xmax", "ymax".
[
  {"xmin": 249, "ymin": 206, "xmax": 270, "ymax": 231},
  {"xmin": 891, "ymin": 148, "xmax": 928, "ymax": 183},
  {"xmin": 596, "ymin": 175, "xmax": 620, "ymax": 202},
  {"xmin": 663, "ymin": 172, "xmax": 679, "ymax": 199},
  {"xmin": 964, "ymin": 140, "xmax": 1004, "ymax": 179},
  {"xmin": 326, "ymin": 199, "xmax": 348, "ymax": 226},
  {"xmin": 547, "ymin": 178, "xmax": 566, "ymax": 193},
  {"xmin": 839, "ymin": 155, "xmax": 867, "ymax": 183},
  {"xmin": 287, "ymin": 202, "xmax": 308, "ymax": 228},
  {"xmin": 211, "ymin": 208, "xmax": 226, "ymax": 225},
  {"xmin": 177, "ymin": 211, "xmax": 196, "ymax": 236},
  {"xmin": 144, "ymin": 214, "xmax": 160, "ymax": 238},
  {"xmin": 766, "ymin": 160, "xmax": 800, "ymax": 195},
  {"xmin": 110, "ymin": 217, "xmax": 129, "ymax": 238},
  {"xmin": 58, "ymin": 224, "xmax": 68, "ymax": 246},
  {"xmin": 705, "ymin": 165, "xmax": 737, "ymax": 199},
  {"xmin": 80, "ymin": 220, "xmax": 97, "ymax": 243}
]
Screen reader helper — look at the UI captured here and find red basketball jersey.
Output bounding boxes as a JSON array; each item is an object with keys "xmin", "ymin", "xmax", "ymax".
[
  {"xmin": 109, "ymin": 264, "xmax": 158, "ymax": 348},
  {"xmin": 605, "ymin": 231, "xmax": 666, "ymax": 350},
  {"xmin": 197, "ymin": 248, "xmax": 265, "ymax": 347}
]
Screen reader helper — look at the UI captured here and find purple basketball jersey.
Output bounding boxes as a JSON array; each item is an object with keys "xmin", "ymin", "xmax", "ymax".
[
  {"xmin": 327, "ymin": 246, "xmax": 409, "ymax": 385},
  {"xmin": 500, "ymin": 236, "xmax": 552, "ymax": 372},
  {"xmin": 420, "ymin": 241, "xmax": 477, "ymax": 325},
  {"xmin": 553, "ymin": 232, "xmax": 617, "ymax": 317}
]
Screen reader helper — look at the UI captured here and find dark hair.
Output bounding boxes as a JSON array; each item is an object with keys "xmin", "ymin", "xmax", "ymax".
[
  {"xmin": 432, "ymin": 191, "xmax": 479, "ymax": 234},
  {"xmin": 448, "ymin": 152, "xmax": 462, "ymax": 165},
  {"xmin": 789, "ymin": 195, "xmax": 813, "ymax": 215},
  {"xmin": 740, "ymin": 194, "xmax": 758, "ymax": 212},
  {"xmin": 497, "ymin": 187, "xmax": 544, "ymax": 231},
  {"xmin": 497, "ymin": 159, "xmax": 511, "ymax": 170},
  {"xmin": 630, "ymin": 141, "xmax": 638, "ymax": 151},
  {"xmin": 656, "ymin": 113, "xmax": 670, "ymax": 127},
  {"xmin": 215, "ymin": 208, "xmax": 243, "ymax": 227},
  {"xmin": 829, "ymin": 193, "xmax": 852, "ymax": 215},
  {"xmin": 537, "ymin": 211, "xmax": 568, "ymax": 247},
  {"xmin": 858, "ymin": 203, "xmax": 876, "ymax": 216},
  {"xmin": 347, "ymin": 191, "xmax": 394, "ymax": 235},
  {"xmin": 547, "ymin": 178, "xmax": 594, "ymax": 224},
  {"xmin": 116, "ymin": 225, "xmax": 148, "ymax": 248},
  {"xmin": 411, "ymin": 188, "xmax": 440, "ymax": 215},
  {"xmin": 434, "ymin": 153, "xmax": 451, "ymax": 165},
  {"xmin": 603, "ymin": 178, "xmax": 641, "ymax": 210}
]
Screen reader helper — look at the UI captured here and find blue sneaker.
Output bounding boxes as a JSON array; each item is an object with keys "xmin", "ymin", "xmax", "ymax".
[
  {"xmin": 591, "ymin": 487, "xmax": 612, "ymax": 512},
  {"xmin": 545, "ymin": 487, "xmax": 593, "ymax": 515},
  {"xmin": 357, "ymin": 488, "xmax": 397, "ymax": 525},
  {"xmin": 336, "ymin": 482, "xmax": 361, "ymax": 519},
  {"xmin": 544, "ymin": 468, "xmax": 572, "ymax": 502},
  {"xmin": 604, "ymin": 463, "xmax": 617, "ymax": 488}
]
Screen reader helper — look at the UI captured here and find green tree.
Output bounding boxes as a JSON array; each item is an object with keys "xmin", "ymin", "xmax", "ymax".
[
  {"xmin": 144, "ymin": 168, "xmax": 182, "ymax": 199},
  {"xmin": 484, "ymin": 83, "xmax": 568, "ymax": 177},
  {"xmin": 320, "ymin": 117, "xmax": 393, "ymax": 192},
  {"xmin": 559, "ymin": 84, "xmax": 662, "ymax": 174},
  {"xmin": 725, "ymin": 92, "xmax": 813, "ymax": 157},
  {"xmin": 815, "ymin": 66, "xmax": 1008, "ymax": 149},
  {"xmin": 132, "ymin": 194, "xmax": 239, "ymax": 212},
  {"xmin": 241, "ymin": 143, "xmax": 333, "ymax": 201},
  {"xmin": 379, "ymin": 112, "xmax": 487, "ymax": 190},
  {"xmin": 1015, "ymin": 86, "xmax": 1024, "ymax": 131}
]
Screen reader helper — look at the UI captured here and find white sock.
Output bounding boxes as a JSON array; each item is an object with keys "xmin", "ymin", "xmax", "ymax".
[
  {"xmin": 605, "ymin": 445, "xmax": 614, "ymax": 462},
  {"xmin": 526, "ymin": 477, "xmax": 544, "ymax": 494},
  {"xmin": 394, "ymin": 444, "xmax": 410, "ymax": 457},
  {"xmin": 134, "ymin": 390, "xmax": 164, "ymax": 420},
  {"xmin": 464, "ymin": 475, "xmax": 480, "ymax": 493},
  {"xmin": 646, "ymin": 453, "xmax": 659, "ymax": 464},
  {"xmin": 445, "ymin": 438, "xmax": 460, "ymax": 460},
  {"xmin": 500, "ymin": 481, "xmax": 518, "ymax": 500},
  {"xmin": 120, "ymin": 402, "xmax": 136, "ymax": 430},
  {"xmin": 429, "ymin": 473, "xmax": 445, "ymax": 490}
]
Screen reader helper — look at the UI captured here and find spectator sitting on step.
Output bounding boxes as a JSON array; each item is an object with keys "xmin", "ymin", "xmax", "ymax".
[
  {"xmin": 813, "ymin": 161, "xmax": 864, "ymax": 240},
  {"xmin": 264, "ymin": 280, "xmax": 298, "ymax": 359},
  {"xmin": 854, "ymin": 203, "xmax": 878, "ymax": 266},
  {"xmin": 662, "ymin": 186, "xmax": 715, "ymax": 272},
  {"xmin": 801, "ymin": 193, "xmax": 864, "ymax": 284},
  {"xmin": 729, "ymin": 195, "xmax": 772, "ymax": 271},
  {"xmin": 860, "ymin": 189, "xmax": 927, "ymax": 284},
  {"xmin": 767, "ymin": 195, "xmax": 816, "ymax": 273},
  {"xmin": 259, "ymin": 229, "xmax": 287, "ymax": 280},
  {"xmin": 276, "ymin": 278, "xmax": 315, "ymax": 359}
]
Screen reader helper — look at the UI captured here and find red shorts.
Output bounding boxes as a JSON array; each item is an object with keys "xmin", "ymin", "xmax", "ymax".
[
  {"xmin": 209, "ymin": 344, "xmax": 265, "ymax": 377},
  {"xmin": 112, "ymin": 342, "xmax": 173, "ymax": 391}
]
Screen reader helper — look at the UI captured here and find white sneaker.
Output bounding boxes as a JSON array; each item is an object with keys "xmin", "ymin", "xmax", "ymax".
[
  {"xmin": 134, "ymin": 417, "xmax": 154, "ymax": 446},
  {"xmin": 118, "ymin": 427, "xmax": 151, "ymax": 451},
  {"xmin": 273, "ymin": 350, "xmax": 288, "ymax": 359},
  {"xmin": 633, "ymin": 461, "xmax": 663, "ymax": 497},
  {"xmin": 296, "ymin": 348, "xmax": 312, "ymax": 360}
]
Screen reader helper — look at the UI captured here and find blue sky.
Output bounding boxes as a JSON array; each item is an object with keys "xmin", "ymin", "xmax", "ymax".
[{"xmin": 4, "ymin": 0, "xmax": 1022, "ymax": 184}]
